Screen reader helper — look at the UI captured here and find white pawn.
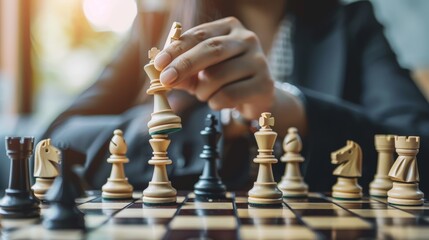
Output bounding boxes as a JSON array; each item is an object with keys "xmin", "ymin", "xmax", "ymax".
[
  {"xmin": 102, "ymin": 129, "xmax": 133, "ymax": 199},
  {"xmin": 278, "ymin": 127, "xmax": 308, "ymax": 198},
  {"xmin": 388, "ymin": 136, "xmax": 424, "ymax": 206},
  {"xmin": 248, "ymin": 112, "xmax": 283, "ymax": 207}
]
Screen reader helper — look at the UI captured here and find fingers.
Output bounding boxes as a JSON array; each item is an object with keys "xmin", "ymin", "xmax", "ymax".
[
  {"xmin": 159, "ymin": 34, "xmax": 248, "ymax": 87},
  {"xmin": 193, "ymin": 52, "xmax": 258, "ymax": 101},
  {"xmin": 154, "ymin": 17, "xmax": 241, "ymax": 71},
  {"xmin": 208, "ymin": 73, "xmax": 275, "ymax": 119}
]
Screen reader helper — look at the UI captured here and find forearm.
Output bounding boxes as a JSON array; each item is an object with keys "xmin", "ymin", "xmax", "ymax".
[{"xmin": 270, "ymin": 83, "xmax": 307, "ymax": 139}]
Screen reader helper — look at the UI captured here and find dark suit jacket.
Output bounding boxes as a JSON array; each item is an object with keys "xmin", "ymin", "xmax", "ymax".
[{"xmin": 42, "ymin": 1, "xmax": 429, "ymax": 194}]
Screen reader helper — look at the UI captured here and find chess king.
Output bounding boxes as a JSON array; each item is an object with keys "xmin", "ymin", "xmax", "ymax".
[
  {"xmin": 145, "ymin": 23, "xmax": 182, "ymax": 136},
  {"xmin": 142, "ymin": 22, "xmax": 183, "ymax": 205},
  {"xmin": 248, "ymin": 112, "xmax": 283, "ymax": 206}
]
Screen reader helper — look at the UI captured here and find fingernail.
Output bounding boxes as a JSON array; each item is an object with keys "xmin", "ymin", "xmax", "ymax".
[
  {"xmin": 160, "ymin": 67, "xmax": 178, "ymax": 85},
  {"xmin": 154, "ymin": 52, "xmax": 171, "ymax": 71}
]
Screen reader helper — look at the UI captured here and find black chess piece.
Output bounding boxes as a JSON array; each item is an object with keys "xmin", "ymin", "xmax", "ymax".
[
  {"xmin": 0, "ymin": 137, "xmax": 40, "ymax": 219},
  {"xmin": 43, "ymin": 144, "xmax": 85, "ymax": 230},
  {"xmin": 194, "ymin": 114, "xmax": 226, "ymax": 199}
]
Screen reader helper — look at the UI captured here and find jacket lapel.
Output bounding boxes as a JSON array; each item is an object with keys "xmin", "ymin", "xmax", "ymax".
[{"xmin": 292, "ymin": 9, "xmax": 346, "ymax": 98}]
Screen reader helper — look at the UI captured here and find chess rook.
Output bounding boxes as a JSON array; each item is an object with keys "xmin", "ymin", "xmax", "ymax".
[
  {"xmin": 102, "ymin": 130, "xmax": 133, "ymax": 199},
  {"xmin": 143, "ymin": 134, "xmax": 177, "ymax": 205},
  {"xmin": 248, "ymin": 112, "xmax": 283, "ymax": 207},
  {"xmin": 31, "ymin": 139, "xmax": 61, "ymax": 201},
  {"xmin": 43, "ymin": 145, "xmax": 85, "ymax": 229},
  {"xmin": 369, "ymin": 135, "xmax": 395, "ymax": 197},
  {"xmin": 387, "ymin": 136, "xmax": 424, "ymax": 206},
  {"xmin": 331, "ymin": 140, "xmax": 363, "ymax": 200},
  {"xmin": 0, "ymin": 137, "xmax": 40, "ymax": 219},
  {"xmin": 194, "ymin": 114, "xmax": 226, "ymax": 199},
  {"xmin": 278, "ymin": 127, "xmax": 308, "ymax": 198}
]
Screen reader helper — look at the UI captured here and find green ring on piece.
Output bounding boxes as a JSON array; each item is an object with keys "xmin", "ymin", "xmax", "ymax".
[
  {"xmin": 388, "ymin": 202, "xmax": 423, "ymax": 207},
  {"xmin": 150, "ymin": 128, "xmax": 181, "ymax": 135},
  {"xmin": 333, "ymin": 197, "xmax": 361, "ymax": 201},
  {"xmin": 248, "ymin": 203, "xmax": 283, "ymax": 208}
]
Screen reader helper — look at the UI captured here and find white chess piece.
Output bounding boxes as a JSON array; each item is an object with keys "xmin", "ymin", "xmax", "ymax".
[
  {"xmin": 32, "ymin": 139, "xmax": 61, "ymax": 200},
  {"xmin": 331, "ymin": 141, "xmax": 363, "ymax": 200},
  {"xmin": 248, "ymin": 112, "xmax": 283, "ymax": 206},
  {"xmin": 278, "ymin": 127, "xmax": 308, "ymax": 198},
  {"xmin": 102, "ymin": 130, "xmax": 134, "ymax": 199},
  {"xmin": 388, "ymin": 136, "xmax": 424, "ymax": 206}
]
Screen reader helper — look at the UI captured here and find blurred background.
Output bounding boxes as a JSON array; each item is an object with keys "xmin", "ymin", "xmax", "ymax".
[
  {"xmin": 1, "ymin": 0, "xmax": 429, "ymax": 137},
  {"xmin": 0, "ymin": 0, "xmax": 142, "ymax": 136}
]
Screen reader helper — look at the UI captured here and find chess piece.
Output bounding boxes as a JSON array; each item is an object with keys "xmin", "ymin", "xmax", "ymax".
[
  {"xmin": 31, "ymin": 139, "xmax": 61, "ymax": 201},
  {"xmin": 144, "ymin": 22, "xmax": 183, "ymax": 135},
  {"xmin": 43, "ymin": 145, "xmax": 85, "ymax": 229},
  {"xmin": 331, "ymin": 140, "xmax": 363, "ymax": 200},
  {"xmin": 102, "ymin": 130, "xmax": 134, "ymax": 199},
  {"xmin": 163, "ymin": 21, "xmax": 183, "ymax": 49},
  {"xmin": 194, "ymin": 114, "xmax": 226, "ymax": 199},
  {"xmin": 369, "ymin": 135, "xmax": 396, "ymax": 197},
  {"xmin": 387, "ymin": 136, "xmax": 424, "ymax": 206},
  {"xmin": 142, "ymin": 22, "xmax": 183, "ymax": 205},
  {"xmin": 277, "ymin": 127, "xmax": 308, "ymax": 198},
  {"xmin": 248, "ymin": 112, "xmax": 283, "ymax": 207},
  {"xmin": 142, "ymin": 134, "xmax": 177, "ymax": 205},
  {"xmin": 0, "ymin": 137, "xmax": 40, "ymax": 219}
]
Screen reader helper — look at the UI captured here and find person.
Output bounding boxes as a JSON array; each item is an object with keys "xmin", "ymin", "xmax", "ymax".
[{"xmin": 42, "ymin": 0, "xmax": 429, "ymax": 195}]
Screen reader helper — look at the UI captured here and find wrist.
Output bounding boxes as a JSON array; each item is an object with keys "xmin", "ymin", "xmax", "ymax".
[{"xmin": 272, "ymin": 82, "xmax": 308, "ymax": 137}]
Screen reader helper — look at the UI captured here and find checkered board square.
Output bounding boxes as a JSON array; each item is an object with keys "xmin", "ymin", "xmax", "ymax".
[{"xmin": 1, "ymin": 191, "xmax": 428, "ymax": 239}]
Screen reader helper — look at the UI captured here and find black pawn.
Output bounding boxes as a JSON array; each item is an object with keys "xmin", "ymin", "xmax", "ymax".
[
  {"xmin": 43, "ymin": 145, "xmax": 85, "ymax": 230},
  {"xmin": 0, "ymin": 137, "xmax": 40, "ymax": 219},
  {"xmin": 194, "ymin": 114, "xmax": 226, "ymax": 199}
]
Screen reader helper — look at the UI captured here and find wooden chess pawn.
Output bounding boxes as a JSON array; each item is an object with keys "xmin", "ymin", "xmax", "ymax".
[
  {"xmin": 369, "ymin": 135, "xmax": 395, "ymax": 197},
  {"xmin": 248, "ymin": 112, "xmax": 283, "ymax": 207},
  {"xmin": 387, "ymin": 136, "xmax": 424, "ymax": 206},
  {"xmin": 331, "ymin": 141, "xmax": 363, "ymax": 200},
  {"xmin": 31, "ymin": 139, "xmax": 61, "ymax": 201},
  {"xmin": 143, "ymin": 134, "xmax": 177, "ymax": 205},
  {"xmin": 278, "ymin": 127, "xmax": 308, "ymax": 198},
  {"xmin": 102, "ymin": 130, "xmax": 134, "ymax": 199}
]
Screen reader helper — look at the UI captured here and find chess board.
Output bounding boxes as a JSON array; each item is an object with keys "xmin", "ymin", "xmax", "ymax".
[{"xmin": 2, "ymin": 191, "xmax": 429, "ymax": 240}]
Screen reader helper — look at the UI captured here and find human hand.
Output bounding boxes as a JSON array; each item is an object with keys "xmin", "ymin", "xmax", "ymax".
[{"xmin": 154, "ymin": 17, "xmax": 274, "ymax": 120}]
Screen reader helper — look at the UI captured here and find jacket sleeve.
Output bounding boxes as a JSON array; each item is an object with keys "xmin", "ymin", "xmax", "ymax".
[{"xmin": 302, "ymin": 1, "xmax": 429, "ymax": 195}]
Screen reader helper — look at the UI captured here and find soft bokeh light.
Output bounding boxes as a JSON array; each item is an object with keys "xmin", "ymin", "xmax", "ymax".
[{"xmin": 83, "ymin": 0, "xmax": 137, "ymax": 33}]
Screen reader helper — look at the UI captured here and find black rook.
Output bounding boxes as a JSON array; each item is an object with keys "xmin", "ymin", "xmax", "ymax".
[{"xmin": 0, "ymin": 137, "xmax": 40, "ymax": 219}]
